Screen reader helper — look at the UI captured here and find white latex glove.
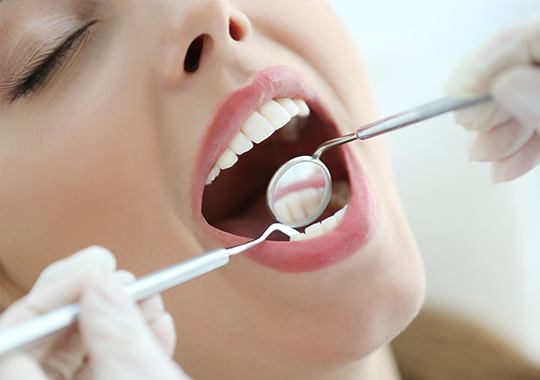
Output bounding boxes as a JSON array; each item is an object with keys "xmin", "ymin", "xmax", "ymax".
[
  {"xmin": 0, "ymin": 246, "xmax": 190, "ymax": 380},
  {"xmin": 447, "ymin": 17, "xmax": 540, "ymax": 183}
]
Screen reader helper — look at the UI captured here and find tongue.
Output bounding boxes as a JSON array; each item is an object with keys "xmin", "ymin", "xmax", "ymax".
[{"xmin": 215, "ymin": 195, "xmax": 277, "ymax": 239}]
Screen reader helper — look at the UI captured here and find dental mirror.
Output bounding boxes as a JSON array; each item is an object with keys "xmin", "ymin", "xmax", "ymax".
[
  {"xmin": 267, "ymin": 95, "xmax": 492, "ymax": 228},
  {"xmin": 266, "ymin": 156, "xmax": 332, "ymax": 228}
]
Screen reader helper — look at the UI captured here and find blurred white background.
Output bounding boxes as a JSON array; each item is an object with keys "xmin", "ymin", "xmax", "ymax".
[{"xmin": 332, "ymin": 0, "xmax": 540, "ymax": 362}]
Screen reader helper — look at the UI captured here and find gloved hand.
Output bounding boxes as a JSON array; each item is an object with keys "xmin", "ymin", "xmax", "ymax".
[
  {"xmin": 447, "ymin": 17, "xmax": 540, "ymax": 183},
  {"xmin": 0, "ymin": 246, "xmax": 190, "ymax": 380}
]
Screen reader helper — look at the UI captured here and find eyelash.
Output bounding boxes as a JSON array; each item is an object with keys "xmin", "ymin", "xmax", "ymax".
[{"xmin": 12, "ymin": 22, "xmax": 94, "ymax": 101}]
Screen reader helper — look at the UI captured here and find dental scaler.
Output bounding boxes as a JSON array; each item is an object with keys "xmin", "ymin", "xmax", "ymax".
[{"xmin": 0, "ymin": 223, "xmax": 299, "ymax": 356}]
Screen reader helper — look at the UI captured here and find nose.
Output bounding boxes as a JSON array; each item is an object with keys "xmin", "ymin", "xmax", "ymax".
[{"xmin": 161, "ymin": 0, "xmax": 252, "ymax": 86}]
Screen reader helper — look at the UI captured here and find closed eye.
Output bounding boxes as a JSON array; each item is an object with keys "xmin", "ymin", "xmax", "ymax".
[{"xmin": 11, "ymin": 21, "xmax": 95, "ymax": 101}]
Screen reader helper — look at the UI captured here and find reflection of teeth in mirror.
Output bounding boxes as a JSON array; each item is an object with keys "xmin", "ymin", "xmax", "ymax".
[
  {"xmin": 284, "ymin": 192, "xmax": 306, "ymax": 223},
  {"xmin": 273, "ymin": 188, "xmax": 325, "ymax": 225},
  {"xmin": 289, "ymin": 205, "xmax": 348, "ymax": 241},
  {"xmin": 205, "ymin": 98, "xmax": 310, "ymax": 186},
  {"xmin": 274, "ymin": 200, "xmax": 293, "ymax": 225}
]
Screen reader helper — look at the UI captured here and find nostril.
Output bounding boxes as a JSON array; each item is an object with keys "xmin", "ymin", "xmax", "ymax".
[
  {"xmin": 229, "ymin": 17, "xmax": 245, "ymax": 42},
  {"xmin": 184, "ymin": 34, "xmax": 207, "ymax": 73}
]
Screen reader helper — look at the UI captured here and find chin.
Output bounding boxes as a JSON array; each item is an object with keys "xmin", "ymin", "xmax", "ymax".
[{"xmin": 284, "ymin": 213, "xmax": 426, "ymax": 368}]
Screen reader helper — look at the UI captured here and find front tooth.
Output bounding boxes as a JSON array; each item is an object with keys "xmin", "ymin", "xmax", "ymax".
[
  {"xmin": 290, "ymin": 233, "xmax": 308, "ymax": 242},
  {"xmin": 229, "ymin": 131, "xmax": 253, "ymax": 155},
  {"xmin": 293, "ymin": 99, "xmax": 310, "ymax": 117},
  {"xmin": 305, "ymin": 222, "xmax": 325, "ymax": 238},
  {"xmin": 276, "ymin": 98, "xmax": 300, "ymax": 117},
  {"xmin": 216, "ymin": 148, "xmax": 238, "ymax": 170},
  {"xmin": 258, "ymin": 100, "xmax": 291, "ymax": 130},
  {"xmin": 321, "ymin": 215, "xmax": 338, "ymax": 233},
  {"xmin": 242, "ymin": 112, "xmax": 275, "ymax": 144},
  {"xmin": 206, "ymin": 166, "xmax": 220, "ymax": 185}
]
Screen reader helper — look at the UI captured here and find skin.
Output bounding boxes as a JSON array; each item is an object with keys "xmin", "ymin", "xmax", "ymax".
[{"xmin": 0, "ymin": 1, "xmax": 425, "ymax": 379}]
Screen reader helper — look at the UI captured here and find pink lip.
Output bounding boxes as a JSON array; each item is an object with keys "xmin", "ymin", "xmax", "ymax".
[{"xmin": 192, "ymin": 66, "xmax": 378, "ymax": 273}]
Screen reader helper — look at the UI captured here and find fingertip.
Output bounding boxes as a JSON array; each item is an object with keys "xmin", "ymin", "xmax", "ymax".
[
  {"xmin": 140, "ymin": 294, "xmax": 166, "ymax": 323},
  {"xmin": 493, "ymin": 65, "xmax": 540, "ymax": 125},
  {"xmin": 149, "ymin": 312, "xmax": 177, "ymax": 357},
  {"xmin": 454, "ymin": 107, "xmax": 483, "ymax": 130},
  {"xmin": 490, "ymin": 132, "xmax": 540, "ymax": 183},
  {"xmin": 491, "ymin": 165, "xmax": 506, "ymax": 184},
  {"xmin": 114, "ymin": 270, "xmax": 136, "ymax": 285},
  {"xmin": 446, "ymin": 52, "xmax": 486, "ymax": 97},
  {"xmin": 71, "ymin": 245, "xmax": 117, "ymax": 272}
]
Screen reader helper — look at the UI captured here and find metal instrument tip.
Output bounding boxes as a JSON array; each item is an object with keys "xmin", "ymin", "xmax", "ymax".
[{"xmin": 227, "ymin": 223, "xmax": 300, "ymax": 256}]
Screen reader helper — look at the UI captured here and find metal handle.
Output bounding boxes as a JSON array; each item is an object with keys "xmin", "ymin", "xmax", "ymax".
[
  {"xmin": 356, "ymin": 95, "xmax": 492, "ymax": 140},
  {"xmin": 0, "ymin": 248, "xmax": 230, "ymax": 356},
  {"xmin": 126, "ymin": 248, "xmax": 229, "ymax": 301}
]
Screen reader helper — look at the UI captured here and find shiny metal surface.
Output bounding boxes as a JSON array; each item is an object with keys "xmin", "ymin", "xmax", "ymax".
[{"xmin": 0, "ymin": 224, "xmax": 299, "ymax": 356}]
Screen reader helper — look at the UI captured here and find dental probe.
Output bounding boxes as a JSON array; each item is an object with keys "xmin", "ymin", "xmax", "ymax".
[
  {"xmin": 267, "ymin": 95, "xmax": 492, "ymax": 227},
  {"xmin": 312, "ymin": 95, "xmax": 492, "ymax": 159},
  {"xmin": 0, "ymin": 223, "xmax": 299, "ymax": 356}
]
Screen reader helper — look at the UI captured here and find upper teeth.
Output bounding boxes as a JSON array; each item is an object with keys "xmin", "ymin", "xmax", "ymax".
[{"xmin": 206, "ymin": 98, "xmax": 310, "ymax": 185}]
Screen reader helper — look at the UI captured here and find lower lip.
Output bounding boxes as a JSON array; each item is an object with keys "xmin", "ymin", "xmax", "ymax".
[{"xmin": 199, "ymin": 145, "xmax": 378, "ymax": 273}]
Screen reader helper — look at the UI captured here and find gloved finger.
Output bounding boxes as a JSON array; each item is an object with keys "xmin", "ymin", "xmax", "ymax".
[
  {"xmin": 0, "ymin": 246, "xmax": 116, "ymax": 361},
  {"xmin": 115, "ymin": 272, "xmax": 178, "ymax": 357},
  {"xmin": 43, "ymin": 272, "xmax": 138, "ymax": 380},
  {"xmin": 147, "ymin": 312, "xmax": 177, "ymax": 357},
  {"xmin": 453, "ymin": 101, "xmax": 511, "ymax": 132},
  {"xmin": 0, "ymin": 354, "xmax": 49, "ymax": 380},
  {"xmin": 492, "ymin": 131, "xmax": 540, "ymax": 183},
  {"xmin": 42, "ymin": 331, "xmax": 85, "ymax": 380},
  {"xmin": 0, "ymin": 247, "xmax": 115, "ymax": 327},
  {"xmin": 79, "ymin": 275, "xmax": 187, "ymax": 380},
  {"xmin": 493, "ymin": 65, "xmax": 540, "ymax": 126},
  {"xmin": 111, "ymin": 271, "xmax": 177, "ymax": 356},
  {"xmin": 469, "ymin": 119, "xmax": 536, "ymax": 161},
  {"xmin": 33, "ymin": 246, "xmax": 116, "ymax": 290},
  {"xmin": 40, "ymin": 270, "xmax": 135, "ymax": 380},
  {"xmin": 447, "ymin": 17, "xmax": 540, "ymax": 97}
]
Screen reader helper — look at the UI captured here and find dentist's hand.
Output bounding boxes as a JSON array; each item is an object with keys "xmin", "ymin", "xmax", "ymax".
[
  {"xmin": 0, "ymin": 246, "xmax": 190, "ymax": 380},
  {"xmin": 447, "ymin": 18, "xmax": 540, "ymax": 183}
]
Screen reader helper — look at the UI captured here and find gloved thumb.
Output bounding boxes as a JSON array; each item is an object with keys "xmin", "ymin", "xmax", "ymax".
[{"xmin": 79, "ymin": 275, "xmax": 188, "ymax": 380}]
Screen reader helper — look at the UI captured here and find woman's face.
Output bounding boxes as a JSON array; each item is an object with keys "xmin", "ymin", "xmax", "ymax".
[{"xmin": 0, "ymin": 0, "xmax": 425, "ymax": 378}]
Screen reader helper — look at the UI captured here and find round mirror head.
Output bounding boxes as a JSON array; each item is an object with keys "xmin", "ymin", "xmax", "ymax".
[{"xmin": 266, "ymin": 156, "xmax": 332, "ymax": 228}]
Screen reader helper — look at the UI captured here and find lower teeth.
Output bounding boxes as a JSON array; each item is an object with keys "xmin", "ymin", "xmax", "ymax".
[{"xmin": 289, "ymin": 205, "xmax": 348, "ymax": 241}]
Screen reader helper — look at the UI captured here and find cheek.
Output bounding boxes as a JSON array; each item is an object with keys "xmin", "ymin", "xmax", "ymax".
[{"xmin": 0, "ymin": 82, "xmax": 169, "ymax": 288}]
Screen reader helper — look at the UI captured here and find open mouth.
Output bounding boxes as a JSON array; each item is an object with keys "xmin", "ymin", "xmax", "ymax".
[
  {"xmin": 202, "ymin": 97, "xmax": 350, "ymax": 241},
  {"xmin": 193, "ymin": 67, "xmax": 377, "ymax": 272}
]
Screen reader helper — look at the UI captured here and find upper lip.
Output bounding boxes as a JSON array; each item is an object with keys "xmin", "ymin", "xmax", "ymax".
[
  {"xmin": 192, "ymin": 66, "xmax": 378, "ymax": 273},
  {"xmin": 192, "ymin": 66, "xmax": 315, "ymax": 193}
]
